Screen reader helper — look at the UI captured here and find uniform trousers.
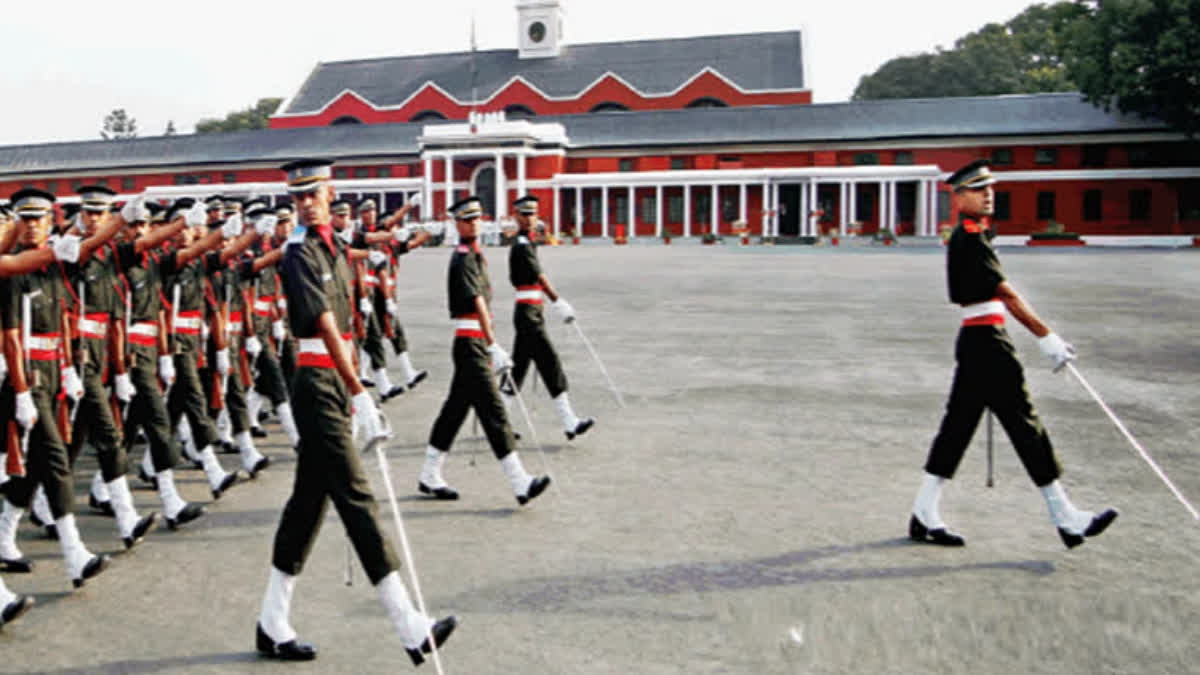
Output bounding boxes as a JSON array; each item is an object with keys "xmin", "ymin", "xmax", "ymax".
[
  {"xmin": 168, "ymin": 352, "xmax": 221, "ymax": 450},
  {"xmin": 68, "ymin": 368, "xmax": 126, "ymax": 481},
  {"xmin": 429, "ymin": 337, "xmax": 516, "ymax": 459},
  {"xmin": 510, "ymin": 311, "xmax": 568, "ymax": 398},
  {"xmin": 124, "ymin": 346, "xmax": 180, "ymax": 473},
  {"xmin": 3, "ymin": 384, "xmax": 75, "ymax": 518}
]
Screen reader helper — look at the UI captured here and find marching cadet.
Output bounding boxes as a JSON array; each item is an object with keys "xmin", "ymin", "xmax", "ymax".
[
  {"xmin": 910, "ymin": 159, "xmax": 1118, "ymax": 549},
  {"xmin": 0, "ymin": 187, "xmax": 124, "ymax": 587},
  {"xmin": 502, "ymin": 195, "xmax": 595, "ymax": 440},
  {"xmin": 62, "ymin": 186, "xmax": 160, "ymax": 548},
  {"xmin": 257, "ymin": 159, "xmax": 455, "ymax": 663},
  {"xmin": 418, "ymin": 196, "xmax": 551, "ymax": 504},
  {"xmin": 273, "ymin": 205, "xmax": 298, "ymax": 388},
  {"xmin": 358, "ymin": 198, "xmax": 429, "ymax": 393},
  {"xmin": 126, "ymin": 200, "xmax": 261, "ymax": 507}
]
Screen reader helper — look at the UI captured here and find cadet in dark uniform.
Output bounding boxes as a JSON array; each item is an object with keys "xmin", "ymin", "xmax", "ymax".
[
  {"xmin": 503, "ymin": 195, "xmax": 595, "ymax": 440},
  {"xmin": 353, "ymin": 199, "xmax": 404, "ymax": 400},
  {"xmin": 910, "ymin": 159, "xmax": 1118, "ymax": 549},
  {"xmin": 273, "ymin": 205, "xmax": 298, "ymax": 389},
  {"xmin": 0, "ymin": 188, "xmax": 122, "ymax": 587},
  {"xmin": 419, "ymin": 196, "xmax": 551, "ymax": 504},
  {"xmin": 257, "ymin": 159, "xmax": 455, "ymax": 663}
]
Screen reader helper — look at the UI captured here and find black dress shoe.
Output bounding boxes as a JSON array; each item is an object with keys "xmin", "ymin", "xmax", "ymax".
[
  {"xmin": 248, "ymin": 456, "xmax": 270, "ymax": 479},
  {"xmin": 256, "ymin": 623, "xmax": 317, "ymax": 661},
  {"xmin": 28, "ymin": 513, "xmax": 58, "ymax": 541},
  {"xmin": 407, "ymin": 615, "xmax": 457, "ymax": 666},
  {"xmin": 1058, "ymin": 509, "xmax": 1119, "ymax": 549},
  {"xmin": 565, "ymin": 418, "xmax": 595, "ymax": 441},
  {"xmin": 219, "ymin": 441, "xmax": 237, "ymax": 454},
  {"xmin": 257, "ymin": 410, "xmax": 271, "ymax": 424},
  {"xmin": 1, "ymin": 594, "xmax": 34, "ymax": 626},
  {"xmin": 72, "ymin": 554, "xmax": 111, "ymax": 588},
  {"xmin": 212, "ymin": 471, "xmax": 240, "ymax": 500},
  {"xmin": 123, "ymin": 512, "xmax": 159, "ymax": 550},
  {"xmin": 908, "ymin": 515, "xmax": 965, "ymax": 547},
  {"xmin": 381, "ymin": 384, "xmax": 406, "ymax": 402},
  {"xmin": 137, "ymin": 466, "xmax": 158, "ymax": 488},
  {"xmin": 89, "ymin": 493, "xmax": 115, "ymax": 517},
  {"xmin": 516, "ymin": 476, "xmax": 551, "ymax": 506},
  {"xmin": 418, "ymin": 482, "xmax": 459, "ymax": 501},
  {"xmin": 0, "ymin": 556, "xmax": 33, "ymax": 573},
  {"xmin": 406, "ymin": 371, "xmax": 428, "ymax": 389},
  {"xmin": 250, "ymin": 426, "xmax": 269, "ymax": 439},
  {"xmin": 359, "ymin": 378, "xmax": 376, "ymax": 389},
  {"xmin": 166, "ymin": 503, "xmax": 205, "ymax": 530}
]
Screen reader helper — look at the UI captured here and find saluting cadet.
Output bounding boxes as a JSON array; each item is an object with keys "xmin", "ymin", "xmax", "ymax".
[
  {"xmin": 0, "ymin": 188, "xmax": 124, "ymax": 587},
  {"xmin": 418, "ymin": 196, "xmax": 551, "ymax": 504},
  {"xmin": 503, "ymin": 195, "xmax": 594, "ymax": 440},
  {"xmin": 273, "ymin": 205, "xmax": 298, "ymax": 388},
  {"xmin": 257, "ymin": 159, "xmax": 456, "ymax": 663},
  {"xmin": 354, "ymin": 199, "xmax": 404, "ymax": 400},
  {"xmin": 910, "ymin": 159, "xmax": 1117, "ymax": 549},
  {"xmin": 63, "ymin": 186, "xmax": 159, "ymax": 548}
]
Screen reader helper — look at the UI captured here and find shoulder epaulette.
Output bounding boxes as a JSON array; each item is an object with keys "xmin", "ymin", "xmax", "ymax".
[
  {"xmin": 286, "ymin": 225, "xmax": 307, "ymax": 245},
  {"xmin": 962, "ymin": 219, "xmax": 983, "ymax": 234}
]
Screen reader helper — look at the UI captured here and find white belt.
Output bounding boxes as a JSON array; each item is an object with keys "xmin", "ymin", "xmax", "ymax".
[
  {"xmin": 961, "ymin": 300, "xmax": 1005, "ymax": 320},
  {"xmin": 27, "ymin": 335, "xmax": 60, "ymax": 351},
  {"xmin": 514, "ymin": 289, "xmax": 543, "ymax": 302},
  {"xmin": 175, "ymin": 316, "xmax": 202, "ymax": 330},
  {"xmin": 129, "ymin": 322, "xmax": 158, "ymax": 338},
  {"xmin": 297, "ymin": 336, "xmax": 351, "ymax": 355},
  {"xmin": 78, "ymin": 317, "xmax": 107, "ymax": 336},
  {"xmin": 454, "ymin": 319, "xmax": 482, "ymax": 332},
  {"xmin": 364, "ymin": 274, "xmax": 379, "ymax": 286},
  {"xmin": 254, "ymin": 299, "xmax": 272, "ymax": 312},
  {"xmin": 228, "ymin": 321, "xmax": 243, "ymax": 334}
]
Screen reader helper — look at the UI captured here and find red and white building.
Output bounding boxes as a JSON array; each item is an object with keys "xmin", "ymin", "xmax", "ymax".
[{"xmin": 2, "ymin": 0, "xmax": 1198, "ymax": 244}]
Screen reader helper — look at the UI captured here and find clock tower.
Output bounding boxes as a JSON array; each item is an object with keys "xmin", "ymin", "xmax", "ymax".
[{"xmin": 517, "ymin": 0, "xmax": 564, "ymax": 59}]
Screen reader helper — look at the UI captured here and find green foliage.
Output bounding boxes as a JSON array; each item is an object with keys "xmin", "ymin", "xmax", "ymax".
[
  {"xmin": 100, "ymin": 108, "xmax": 138, "ymax": 140},
  {"xmin": 853, "ymin": 2, "xmax": 1087, "ymax": 100},
  {"xmin": 1064, "ymin": 0, "xmax": 1200, "ymax": 137},
  {"xmin": 195, "ymin": 98, "xmax": 283, "ymax": 134}
]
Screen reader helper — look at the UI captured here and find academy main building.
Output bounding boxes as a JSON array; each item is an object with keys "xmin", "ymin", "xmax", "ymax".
[{"xmin": 1, "ymin": 1, "xmax": 1197, "ymax": 244}]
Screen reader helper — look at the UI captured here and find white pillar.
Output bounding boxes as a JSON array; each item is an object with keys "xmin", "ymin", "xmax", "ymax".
[
  {"xmin": 889, "ymin": 181, "xmax": 898, "ymax": 234},
  {"xmin": 655, "ymin": 184, "xmax": 663, "ymax": 238},
  {"xmin": 683, "ymin": 184, "xmax": 691, "ymax": 238},
  {"xmin": 710, "ymin": 184, "xmax": 719, "ymax": 235},
  {"xmin": 877, "ymin": 181, "xmax": 886, "ymax": 232},
  {"xmin": 916, "ymin": 180, "xmax": 926, "ymax": 237},
  {"xmin": 809, "ymin": 181, "xmax": 819, "ymax": 237},
  {"xmin": 574, "ymin": 187, "xmax": 582, "ymax": 236},
  {"xmin": 628, "ymin": 186, "xmax": 635, "ymax": 238},
  {"xmin": 798, "ymin": 182, "xmax": 807, "ymax": 238},
  {"xmin": 838, "ymin": 182, "xmax": 847, "ymax": 236},
  {"xmin": 601, "ymin": 185, "xmax": 609, "ymax": 238},
  {"xmin": 739, "ymin": 183, "xmax": 747, "ymax": 225},
  {"xmin": 494, "ymin": 153, "xmax": 506, "ymax": 219},
  {"xmin": 849, "ymin": 181, "xmax": 858, "ymax": 226},
  {"xmin": 423, "ymin": 156, "xmax": 433, "ymax": 219},
  {"xmin": 517, "ymin": 152, "xmax": 527, "ymax": 197},
  {"xmin": 761, "ymin": 181, "xmax": 770, "ymax": 236},
  {"xmin": 553, "ymin": 186, "xmax": 561, "ymax": 237},
  {"xmin": 444, "ymin": 155, "xmax": 453, "ymax": 218}
]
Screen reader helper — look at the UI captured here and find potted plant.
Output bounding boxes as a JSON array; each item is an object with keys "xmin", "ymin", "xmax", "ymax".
[
  {"xmin": 700, "ymin": 232, "xmax": 720, "ymax": 245},
  {"xmin": 874, "ymin": 228, "xmax": 897, "ymax": 246},
  {"xmin": 1029, "ymin": 219, "xmax": 1084, "ymax": 246},
  {"xmin": 731, "ymin": 220, "xmax": 750, "ymax": 246},
  {"xmin": 562, "ymin": 227, "xmax": 580, "ymax": 245}
]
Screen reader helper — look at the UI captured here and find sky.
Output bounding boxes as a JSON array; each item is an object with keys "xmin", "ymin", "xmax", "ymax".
[{"xmin": 0, "ymin": 0, "xmax": 1045, "ymax": 147}]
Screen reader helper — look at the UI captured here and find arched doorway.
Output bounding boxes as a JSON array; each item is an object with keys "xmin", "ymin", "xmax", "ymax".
[{"xmin": 471, "ymin": 163, "xmax": 497, "ymax": 217}]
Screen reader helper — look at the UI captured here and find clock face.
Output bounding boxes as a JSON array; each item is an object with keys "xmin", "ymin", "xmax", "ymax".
[{"xmin": 528, "ymin": 21, "xmax": 546, "ymax": 43}]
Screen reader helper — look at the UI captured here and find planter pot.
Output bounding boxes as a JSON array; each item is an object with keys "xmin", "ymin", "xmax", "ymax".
[
  {"xmin": 572, "ymin": 236, "xmax": 580, "ymax": 245},
  {"xmin": 830, "ymin": 236, "xmax": 839, "ymax": 246},
  {"xmin": 662, "ymin": 237, "xmax": 672, "ymax": 245}
]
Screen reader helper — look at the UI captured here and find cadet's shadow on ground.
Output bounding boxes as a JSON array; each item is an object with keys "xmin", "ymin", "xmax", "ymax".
[
  {"xmin": 31, "ymin": 651, "xmax": 257, "ymax": 674},
  {"xmin": 438, "ymin": 538, "xmax": 1055, "ymax": 618}
]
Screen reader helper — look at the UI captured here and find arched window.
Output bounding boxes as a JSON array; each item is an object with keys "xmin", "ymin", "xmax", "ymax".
[
  {"xmin": 685, "ymin": 97, "xmax": 728, "ymax": 109},
  {"xmin": 330, "ymin": 115, "xmax": 363, "ymax": 125},
  {"xmin": 504, "ymin": 104, "xmax": 536, "ymax": 119},
  {"xmin": 589, "ymin": 102, "xmax": 630, "ymax": 114},
  {"xmin": 409, "ymin": 110, "xmax": 448, "ymax": 123}
]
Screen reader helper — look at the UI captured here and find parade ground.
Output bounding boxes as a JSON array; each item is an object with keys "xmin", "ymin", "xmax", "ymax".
[{"xmin": 3, "ymin": 242, "xmax": 1198, "ymax": 675}]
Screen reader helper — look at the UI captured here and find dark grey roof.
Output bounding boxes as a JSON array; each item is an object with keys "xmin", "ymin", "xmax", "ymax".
[
  {"xmin": 282, "ymin": 31, "xmax": 805, "ymax": 115},
  {"xmin": 0, "ymin": 94, "xmax": 1171, "ymax": 178}
]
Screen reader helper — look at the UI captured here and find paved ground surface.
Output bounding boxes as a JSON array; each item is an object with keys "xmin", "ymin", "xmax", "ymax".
[{"xmin": 2, "ymin": 242, "xmax": 1198, "ymax": 674}]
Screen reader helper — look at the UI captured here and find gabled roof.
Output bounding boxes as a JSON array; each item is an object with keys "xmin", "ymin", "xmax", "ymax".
[
  {"xmin": 0, "ymin": 94, "xmax": 1172, "ymax": 178},
  {"xmin": 279, "ymin": 31, "xmax": 806, "ymax": 115}
]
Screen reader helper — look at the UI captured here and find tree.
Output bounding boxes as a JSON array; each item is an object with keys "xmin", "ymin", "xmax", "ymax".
[
  {"xmin": 1065, "ymin": 0, "xmax": 1200, "ymax": 137},
  {"xmin": 852, "ymin": 2, "xmax": 1089, "ymax": 100},
  {"xmin": 164, "ymin": 120, "xmax": 178, "ymax": 136},
  {"xmin": 195, "ymin": 98, "xmax": 283, "ymax": 134},
  {"xmin": 100, "ymin": 108, "xmax": 138, "ymax": 140}
]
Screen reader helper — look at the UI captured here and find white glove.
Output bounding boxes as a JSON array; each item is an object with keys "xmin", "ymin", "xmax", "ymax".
[
  {"xmin": 158, "ymin": 355, "xmax": 176, "ymax": 387},
  {"xmin": 185, "ymin": 202, "xmax": 207, "ymax": 227},
  {"xmin": 49, "ymin": 234, "xmax": 82, "ymax": 263},
  {"xmin": 272, "ymin": 319, "xmax": 286, "ymax": 342},
  {"xmin": 114, "ymin": 372, "xmax": 135, "ymax": 403},
  {"xmin": 254, "ymin": 214, "xmax": 277, "ymax": 237},
  {"xmin": 351, "ymin": 391, "xmax": 387, "ymax": 444},
  {"xmin": 1037, "ymin": 333, "xmax": 1076, "ymax": 372},
  {"xmin": 221, "ymin": 214, "xmax": 244, "ymax": 239},
  {"xmin": 276, "ymin": 297, "xmax": 287, "ymax": 310},
  {"xmin": 386, "ymin": 298, "xmax": 399, "ymax": 317},
  {"xmin": 245, "ymin": 335, "xmax": 262, "ymax": 359},
  {"xmin": 201, "ymin": 320, "xmax": 210, "ymax": 344},
  {"xmin": 487, "ymin": 342, "xmax": 513, "ymax": 375},
  {"xmin": 215, "ymin": 347, "xmax": 231, "ymax": 376},
  {"xmin": 61, "ymin": 366, "xmax": 84, "ymax": 402},
  {"xmin": 551, "ymin": 297, "xmax": 576, "ymax": 324},
  {"xmin": 393, "ymin": 226, "xmax": 412, "ymax": 242},
  {"xmin": 121, "ymin": 195, "xmax": 148, "ymax": 223},
  {"xmin": 367, "ymin": 250, "xmax": 387, "ymax": 267},
  {"xmin": 358, "ymin": 296, "xmax": 373, "ymax": 316},
  {"xmin": 14, "ymin": 390, "xmax": 36, "ymax": 430},
  {"xmin": 409, "ymin": 193, "xmax": 422, "ymax": 208},
  {"xmin": 0, "ymin": 354, "xmax": 7, "ymax": 383}
]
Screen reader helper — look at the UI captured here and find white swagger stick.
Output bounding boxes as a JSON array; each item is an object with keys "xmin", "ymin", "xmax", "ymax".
[
  {"xmin": 1066, "ymin": 363, "xmax": 1199, "ymax": 521},
  {"xmin": 69, "ymin": 281, "xmax": 86, "ymax": 426},
  {"xmin": 570, "ymin": 321, "xmax": 626, "ymax": 408},
  {"xmin": 20, "ymin": 295, "xmax": 32, "ymax": 458},
  {"xmin": 166, "ymin": 284, "xmax": 180, "ymax": 402}
]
